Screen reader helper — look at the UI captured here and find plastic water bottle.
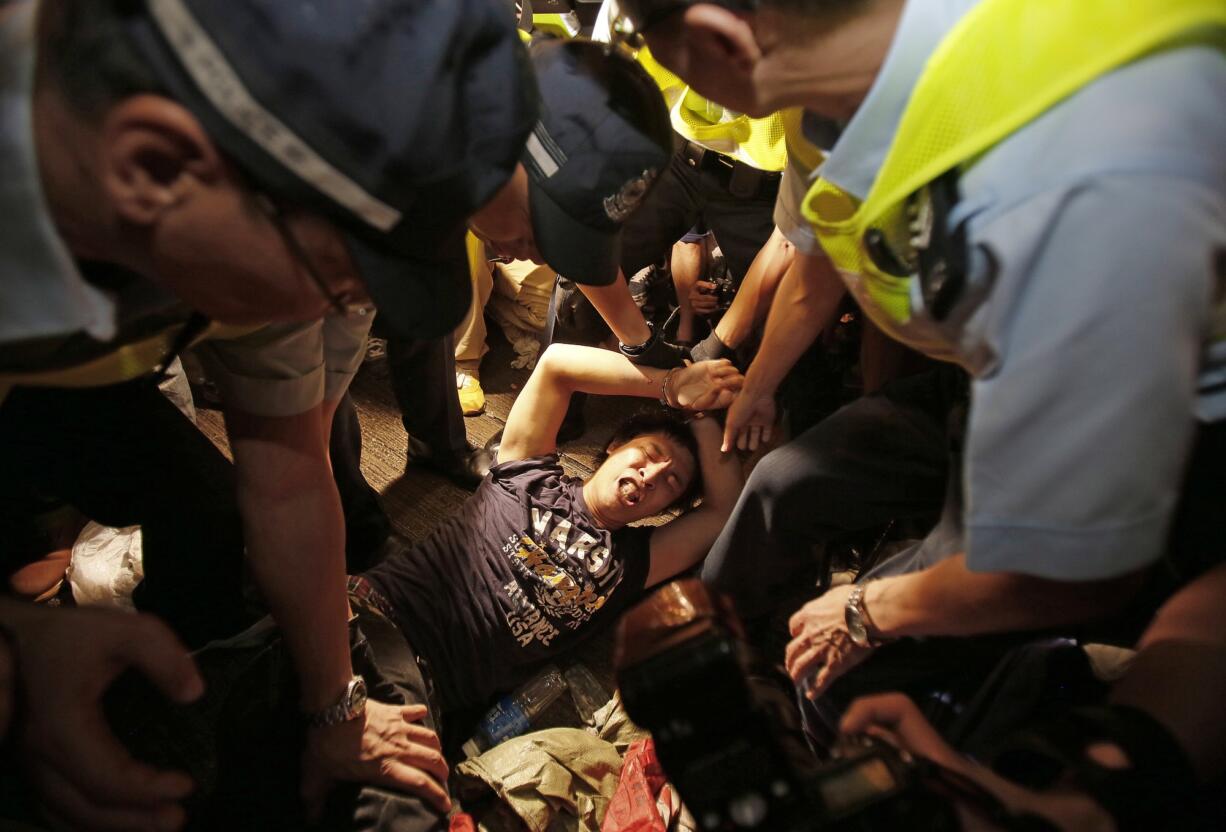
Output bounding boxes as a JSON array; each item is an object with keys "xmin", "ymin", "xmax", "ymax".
[
  {"xmin": 563, "ymin": 663, "xmax": 610, "ymax": 725},
  {"xmin": 462, "ymin": 665, "xmax": 568, "ymax": 757}
]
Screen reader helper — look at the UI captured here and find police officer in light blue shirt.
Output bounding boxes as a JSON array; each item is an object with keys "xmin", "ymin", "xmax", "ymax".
[{"xmin": 618, "ymin": 0, "xmax": 1226, "ymax": 722}]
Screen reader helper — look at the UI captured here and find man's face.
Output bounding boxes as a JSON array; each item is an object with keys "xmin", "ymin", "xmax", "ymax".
[
  {"xmin": 588, "ymin": 431, "xmax": 697, "ymax": 526},
  {"xmin": 468, "ymin": 163, "xmax": 543, "ymax": 265},
  {"xmin": 63, "ymin": 93, "xmax": 372, "ymax": 325},
  {"xmin": 148, "ymin": 188, "xmax": 371, "ymax": 325}
]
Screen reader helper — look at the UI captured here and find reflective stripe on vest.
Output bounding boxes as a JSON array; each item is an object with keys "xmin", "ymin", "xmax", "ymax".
[
  {"xmin": 0, "ymin": 320, "xmax": 258, "ymax": 405},
  {"xmin": 802, "ymin": 0, "xmax": 1226, "ymax": 331}
]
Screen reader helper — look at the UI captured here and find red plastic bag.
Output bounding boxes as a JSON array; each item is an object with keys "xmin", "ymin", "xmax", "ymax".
[
  {"xmin": 449, "ymin": 813, "xmax": 476, "ymax": 832},
  {"xmin": 601, "ymin": 739, "xmax": 668, "ymax": 832}
]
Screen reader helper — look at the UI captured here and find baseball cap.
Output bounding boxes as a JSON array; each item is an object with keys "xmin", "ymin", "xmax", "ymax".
[
  {"xmin": 123, "ymin": 0, "xmax": 539, "ymax": 337},
  {"xmin": 524, "ymin": 38, "xmax": 673, "ymax": 286}
]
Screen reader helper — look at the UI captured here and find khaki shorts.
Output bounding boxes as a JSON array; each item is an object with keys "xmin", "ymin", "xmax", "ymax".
[{"xmin": 192, "ymin": 314, "xmax": 373, "ymax": 417}]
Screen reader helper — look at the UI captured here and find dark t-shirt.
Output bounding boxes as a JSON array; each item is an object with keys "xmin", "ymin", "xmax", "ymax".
[{"xmin": 362, "ymin": 455, "xmax": 653, "ymax": 711}]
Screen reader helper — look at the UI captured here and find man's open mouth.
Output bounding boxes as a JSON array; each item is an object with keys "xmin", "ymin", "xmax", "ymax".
[{"xmin": 618, "ymin": 477, "xmax": 641, "ymax": 506}]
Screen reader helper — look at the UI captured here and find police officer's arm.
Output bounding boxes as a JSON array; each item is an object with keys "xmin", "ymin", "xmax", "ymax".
[
  {"xmin": 723, "ymin": 250, "xmax": 845, "ymax": 452},
  {"xmin": 709, "ymin": 226, "xmax": 795, "ymax": 351},
  {"xmin": 646, "ymin": 415, "xmax": 745, "ymax": 587},
  {"xmin": 498, "ymin": 343, "xmax": 742, "ymax": 462},
  {"xmin": 227, "ymin": 400, "xmax": 452, "ymax": 813},
  {"xmin": 575, "ymin": 270, "xmax": 654, "ymax": 346},
  {"xmin": 225, "ymin": 402, "xmax": 354, "ymax": 715},
  {"xmin": 790, "ymin": 176, "xmax": 1219, "ymax": 696}
]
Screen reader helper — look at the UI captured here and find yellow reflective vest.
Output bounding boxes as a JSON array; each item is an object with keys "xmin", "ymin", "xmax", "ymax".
[
  {"xmin": 636, "ymin": 47, "xmax": 788, "ymax": 173},
  {"xmin": 0, "ymin": 319, "xmax": 257, "ymax": 405},
  {"xmin": 802, "ymin": 0, "xmax": 1226, "ymax": 336}
]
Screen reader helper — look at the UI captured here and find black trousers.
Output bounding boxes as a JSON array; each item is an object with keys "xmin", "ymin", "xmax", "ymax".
[
  {"xmin": 702, "ymin": 367, "xmax": 966, "ymax": 620},
  {"xmin": 330, "ymin": 334, "xmax": 469, "ymax": 565},
  {"xmin": 103, "ymin": 595, "xmax": 446, "ymax": 831},
  {"xmin": 0, "ymin": 380, "xmax": 252, "ymax": 647},
  {"xmin": 385, "ymin": 333, "xmax": 467, "ymax": 459},
  {"xmin": 548, "ymin": 147, "xmax": 779, "ymax": 349}
]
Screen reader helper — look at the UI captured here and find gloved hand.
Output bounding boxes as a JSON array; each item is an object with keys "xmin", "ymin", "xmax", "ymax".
[{"xmin": 619, "ymin": 322, "xmax": 690, "ymax": 369}]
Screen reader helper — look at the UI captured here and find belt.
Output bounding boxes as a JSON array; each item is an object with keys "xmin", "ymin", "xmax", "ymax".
[
  {"xmin": 348, "ymin": 574, "xmax": 442, "ymax": 717},
  {"xmin": 679, "ymin": 140, "xmax": 782, "ymax": 199},
  {"xmin": 348, "ymin": 574, "xmax": 397, "ymax": 620}
]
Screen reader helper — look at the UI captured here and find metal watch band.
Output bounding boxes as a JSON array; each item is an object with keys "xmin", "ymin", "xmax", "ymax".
[{"xmin": 306, "ymin": 676, "xmax": 367, "ymax": 729}]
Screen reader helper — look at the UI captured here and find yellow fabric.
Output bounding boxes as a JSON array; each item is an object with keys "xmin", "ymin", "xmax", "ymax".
[
  {"xmin": 532, "ymin": 12, "xmax": 581, "ymax": 39},
  {"xmin": 0, "ymin": 320, "xmax": 259, "ymax": 406},
  {"xmin": 780, "ymin": 107, "xmax": 825, "ymax": 176},
  {"xmin": 802, "ymin": 0, "xmax": 1226, "ymax": 329},
  {"xmin": 464, "ymin": 231, "xmax": 486, "ymax": 289},
  {"xmin": 636, "ymin": 47, "xmax": 787, "ymax": 172}
]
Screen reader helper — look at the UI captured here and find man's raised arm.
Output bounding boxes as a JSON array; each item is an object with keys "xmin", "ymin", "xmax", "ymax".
[
  {"xmin": 722, "ymin": 251, "xmax": 846, "ymax": 452},
  {"xmin": 498, "ymin": 344, "xmax": 743, "ymax": 463},
  {"xmin": 646, "ymin": 416, "xmax": 746, "ymax": 587}
]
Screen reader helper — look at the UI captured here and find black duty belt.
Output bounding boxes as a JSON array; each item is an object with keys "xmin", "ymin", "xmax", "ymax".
[{"xmin": 680, "ymin": 140, "xmax": 782, "ymax": 200}]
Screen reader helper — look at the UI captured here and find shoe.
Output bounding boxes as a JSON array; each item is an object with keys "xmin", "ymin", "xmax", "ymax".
[
  {"xmin": 456, "ymin": 372, "xmax": 486, "ymax": 417},
  {"xmin": 411, "ymin": 444, "xmax": 492, "ymax": 490}
]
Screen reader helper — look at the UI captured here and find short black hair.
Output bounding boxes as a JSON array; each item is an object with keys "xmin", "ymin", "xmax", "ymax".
[
  {"xmin": 596, "ymin": 410, "xmax": 704, "ymax": 510},
  {"xmin": 36, "ymin": 0, "xmax": 166, "ymax": 120}
]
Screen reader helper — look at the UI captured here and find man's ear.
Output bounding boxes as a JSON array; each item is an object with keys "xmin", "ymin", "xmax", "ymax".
[
  {"xmin": 682, "ymin": 4, "xmax": 761, "ymax": 75},
  {"xmin": 98, "ymin": 94, "xmax": 228, "ymax": 227}
]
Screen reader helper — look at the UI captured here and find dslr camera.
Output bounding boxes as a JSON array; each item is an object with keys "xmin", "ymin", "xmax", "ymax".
[{"xmin": 614, "ymin": 580, "xmax": 960, "ymax": 832}]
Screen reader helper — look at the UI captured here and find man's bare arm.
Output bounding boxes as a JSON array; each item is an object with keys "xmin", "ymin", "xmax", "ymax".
[
  {"xmin": 646, "ymin": 416, "xmax": 745, "ymax": 587},
  {"xmin": 499, "ymin": 343, "xmax": 742, "ymax": 463},
  {"xmin": 226, "ymin": 402, "xmax": 353, "ymax": 713},
  {"xmin": 711, "ymin": 227, "xmax": 795, "ymax": 351},
  {"xmin": 226, "ymin": 401, "xmax": 452, "ymax": 812},
  {"xmin": 723, "ymin": 251, "xmax": 846, "ymax": 451},
  {"xmin": 576, "ymin": 270, "xmax": 654, "ymax": 346},
  {"xmin": 787, "ymin": 553, "xmax": 1146, "ymax": 696},
  {"xmin": 865, "ymin": 554, "xmax": 1145, "ymax": 639}
]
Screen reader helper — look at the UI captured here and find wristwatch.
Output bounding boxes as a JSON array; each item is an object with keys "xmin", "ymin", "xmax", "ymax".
[
  {"xmin": 844, "ymin": 584, "xmax": 887, "ymax": 648},
  {"xmin": 306, "ymin": 676, "xmax": 368, "ymax": 729}
]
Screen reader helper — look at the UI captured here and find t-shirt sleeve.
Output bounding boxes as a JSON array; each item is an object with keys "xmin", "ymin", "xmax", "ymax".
[
  {"xmin": 963, "ymin": 175, "xmax": 1224, "ymax": 581},
  {"xmin": 611, "ymin": 524, "xmax": 654, "ymax": 594},
  {"xmin": 192, "ymin": 315, "xmax": 371, "ymax": 417},
  {"xmin": 774, "ymin": 154, "xmax": 825, "ymax": 256}
]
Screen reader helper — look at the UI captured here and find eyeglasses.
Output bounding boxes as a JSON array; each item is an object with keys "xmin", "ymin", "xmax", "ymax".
[{"xmin": 253, "ymin": 192, "xmax": 374, "ymax": 320}]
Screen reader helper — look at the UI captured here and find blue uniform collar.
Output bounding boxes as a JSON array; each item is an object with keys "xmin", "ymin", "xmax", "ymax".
[{"xmin": 813, "ymin": 0, "xmax": 982, "ymax": 199}]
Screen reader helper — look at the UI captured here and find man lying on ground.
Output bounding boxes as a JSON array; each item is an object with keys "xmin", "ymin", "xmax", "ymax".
[{"xmin": 106, "ymin": 345, "xmax": 744, "ymax": 832}]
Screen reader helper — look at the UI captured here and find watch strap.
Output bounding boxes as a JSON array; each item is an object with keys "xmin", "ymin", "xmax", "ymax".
[{"xmin": 305, "ymin": 676, "xmax": 367, "ymax": 729}]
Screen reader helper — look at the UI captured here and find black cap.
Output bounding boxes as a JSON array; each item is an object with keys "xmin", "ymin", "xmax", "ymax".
[
  {"xmin": 124, "ymin": 0, "xmax": 539, "ymax": 337},
  {"xmin": 524, "ymin": 39, "xmax": 672, "ymax": 286}
]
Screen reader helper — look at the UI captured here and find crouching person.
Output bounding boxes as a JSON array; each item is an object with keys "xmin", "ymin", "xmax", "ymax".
[{"xmin": 105, "ymin": 344, "xmax": 744, "ymax": 831}]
